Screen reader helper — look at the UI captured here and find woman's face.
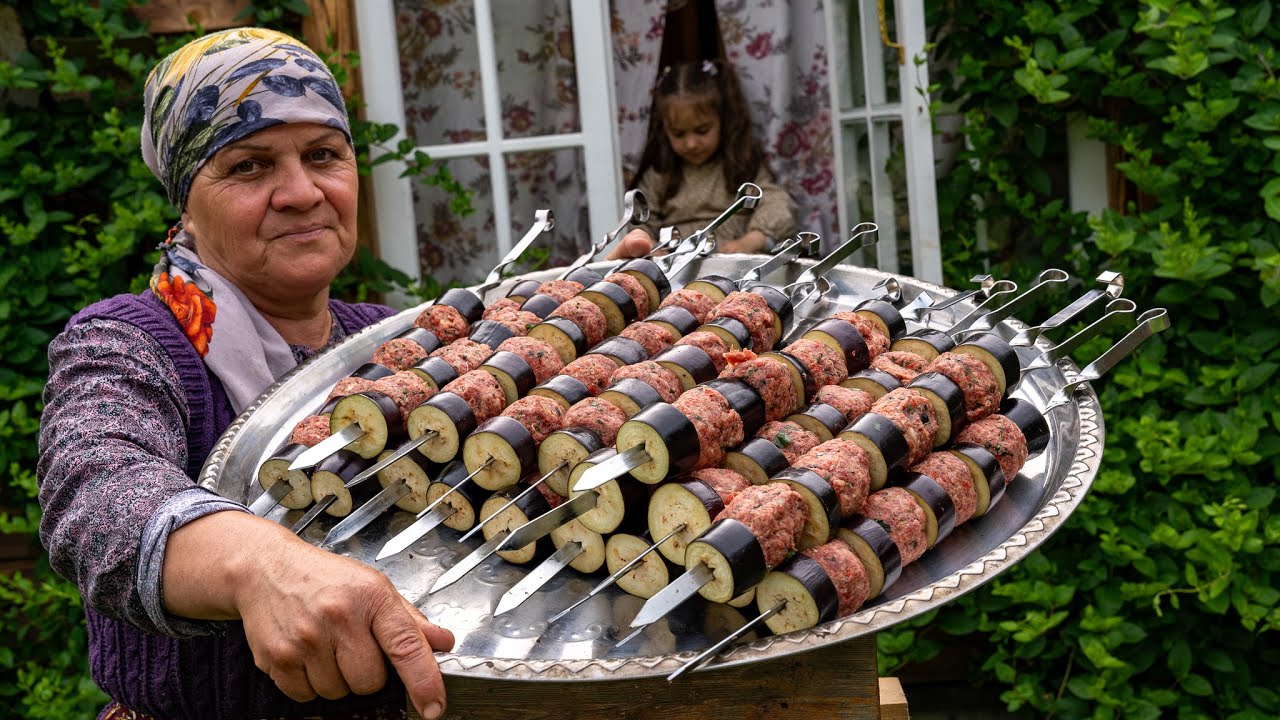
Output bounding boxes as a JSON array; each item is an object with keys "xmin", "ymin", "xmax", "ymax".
[
  {"xmin": 663, "ymin": 99, "xmax": 721, "ymax": 167},
  {"xmin": 181, "ymin": 123, "xmax": 358, "ymax": 307}
]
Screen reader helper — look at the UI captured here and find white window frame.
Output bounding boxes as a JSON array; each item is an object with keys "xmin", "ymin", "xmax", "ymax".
[
  {"xmin": 825, "ymin": 0, "xmax": 942, "ymax": 284},
  {"xmin": 356, "ymin": 0, "xmax": 623, "ymax": 298}
]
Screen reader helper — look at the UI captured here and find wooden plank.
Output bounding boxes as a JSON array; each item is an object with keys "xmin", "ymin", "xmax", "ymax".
[
  {"xmin": 412, "ymin": 636, "xmax": 881, "ymax": 719},
  {"xmin": 878, "ymin": 677, "xmax": 910, "ymax": 720},
  {"xmin": 129, "ymin": 1, "xmax": 252, "ymax": 34}
]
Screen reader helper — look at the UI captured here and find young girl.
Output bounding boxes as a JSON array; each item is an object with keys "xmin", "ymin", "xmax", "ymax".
[{"xmin": 608, "ymin": 59, "xmax": 797, "ymax": 259}]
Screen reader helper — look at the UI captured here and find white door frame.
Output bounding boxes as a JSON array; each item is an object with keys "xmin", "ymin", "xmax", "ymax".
[
  {"xmin": 824, "ymin": 0, "xmax": 941, "ymax": 283},
  {"xmin": 356, "ymin": 0, "xmax": 623, "ymax": 299}
]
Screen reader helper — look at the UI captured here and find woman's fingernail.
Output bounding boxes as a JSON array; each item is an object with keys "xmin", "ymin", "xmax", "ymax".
[{"xmin": 423, "ymin": 701, "xmax": 444, "ymax": 719}]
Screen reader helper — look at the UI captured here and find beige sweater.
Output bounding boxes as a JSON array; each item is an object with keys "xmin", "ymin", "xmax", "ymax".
[{"xmin": 634, "ymin": 160, "xmax": 797, "ymax": 247}]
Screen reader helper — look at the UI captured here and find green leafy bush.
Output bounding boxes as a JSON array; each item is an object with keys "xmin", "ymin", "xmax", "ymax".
[
  {"xmin": 0, "ymin": 1, "xmax": 464, "ymax": 716},
  {"xmin": 875, "ymin": 1, "xmax": 1279, "ymax": 716}
]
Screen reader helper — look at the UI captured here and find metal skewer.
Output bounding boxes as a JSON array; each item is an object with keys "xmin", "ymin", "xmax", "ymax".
[
  {"xmin": 737, "ymin": 232, "xmax": 819, "ymax": 289},
  {"xmin": 908, "ymin": 274, "xmax": 997, "ymax": 323},
  {"xmin": 493, "ymin": 541, "xmax": 584, "ymax": 616},
  {"xmin": 954, "ymin": 268, "xmax": 1070, "ymax": 339},
  {"xmin": 286, "ymin": 424, "xmax": 365, "ymax": 472},
  {"xmin": 247, "ymin": 480, "xmax": 294, "ymax": 516},
  {"xmin": 1021, "ymin": 298, "xmax": 1137, "ymax": 373},
  {"xmin": 370, "ymin": 457, "xmax": 496, "ymax": 560},
  {"xmin": 666, "ymin": 601, "xmax": 788, "ymax": 681},
  {"xmin": 943, "ymin": 280, "xmax": 1020, "ymax": 336},
  {"xmin": 547, "ymin": 524, "xmax": 686, "ymax": 625},
  {"xmin": 561, "ymin": 189, "xmax": 649, "ymax": 274},
  {"xmin": 1010, "ymin": 271, "xmax": 1124, "ymax": 347},
  {"xmin": 1043, "ymin": 308, "xmax": 1170, "ymax": 412},
  {"xmin": 657, "ymin": 183, "xmax": 764, "ymax": 278},
  {"xmin": 457, "ymin": 462, "xmax": 565, "ymax": 544},
  {"xmin": 290, "ymin": 494, "xmax": 337, "ymax": 535}
]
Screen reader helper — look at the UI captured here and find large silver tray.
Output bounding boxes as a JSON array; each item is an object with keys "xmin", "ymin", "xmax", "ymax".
[{"xmin": 200, "ymin": 254, "xmax": 1102, "ymax": 681}]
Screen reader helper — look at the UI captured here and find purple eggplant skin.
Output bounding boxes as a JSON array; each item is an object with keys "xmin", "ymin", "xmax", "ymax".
[
  {"xmin": 786, "ymin": 402, "xmax": 847, "ymax": 443},
  {"xmin": 408, "ymin": 356, "xmax": 459, "ymax": 393},
  {"xmin": 589, "ymin": 336, "xmax": 650, "ymax": 367},
  {"xmin": 684, "ymin": 275, "xmax": 737, "ymax": 303},
  {"xmin": 687, "ymin": 518, "xmax": 769, "ymax": 602},
  {"xmin": 467, "ymin": 319, "xmax": 518, "ymax": 351},
  {"xmin": 505, "ymin": 278, "xmax": 545, "ymax": 303},
  {"xmin": 956, "ymin": 333, "xmax": 1021, "ymax": 398},
  {"xmin": 703, "ymin": 378, "xmax": 766, "ymax": 437},
  {"xmin": 645, "ymin": 305, "xmax": 699, "ymax": 339},
  {"xmin": 614, "ymin": 402, "xmax": 701, "ymax": 484},
  {"xmin": 762, "ymin": 350, "xmax": 815, "ymax": 409},
  {"xmin": 837, "ymin": 513, "xmax": 903, "ymax": 599},
  {"xmin": 891, "ymin": 328, "xmax": 956, "ymax": 361},
  {"xmin": 697, "ymin": 316, "xmax": 752, "ymax": 352},
  {"xmin": 840, "ymin": 368, "xmax": 901, "ymax": 400},
  {"xmin": 580, "ymin": 280, "xmax": 639, "ymax": 335},
  {"xmin": 653, "ymin": 344, "xmax": 717, "ymax": 390},
  {"xmin": 907, "ymin": 371, "xmax": 966, "ymax": 446},
  {"xmin": 773, "ymin": 466, "xmax": 842, "ymax": 548},
  {"xmin": 529, "ymin": 316, "xmax": 589, "ymax": 364},
  {"xmin": 891, "ymin": 471, "xmax": 957, "ymax": 548},
  {"xmin": 464, "ymin": 416, "xmax": 537, "ymax": 491},
  {"xmin": 438, "ymin": 287, "xmax": 484, "ymax": 324},
  {"xmin": 616, "ymin": 258, "xmax": 671, "ymax": 312},
  {"xmin": 563, "ymin": 266, "xmax": 605, "ymax": 288},
  {"xmin": 750, "ymin": 284, "xmax": 794, "ymax": 338},
  {"xmin": 725, "ymin": 437, "xmax": 789, "ymax": 486},
  {"xmin": 803, "ymin": 318, "xmax": 871, "ymax": 375},
  {"xmin": 519, "ymin": 292, "xmax": 562, "ymax": 320},
  {"xmin": 529, "ymin": 374, "xmax": 592, "ymax": 410},
  {"xmin": 999, "ymin": 397, "xmax": 1050, "ymax": 455},
  {"xmin": 350, "ymin": 362, "xmax": 395, "ymax": 381},
  {"xmin": 395, "ymin": 326, "xmax": 443, "ymax": 354},
  {"xmin": 599, "ymin": 377, "xmax": 663, "ymax": 418},
  {"xmin": 479, "ymin": 350, "xmax": 536, "ymax": 405},
  {"xmin": 839, "ymin": 411, "xmax": 910, "ymax": 490},
  {"xmin": 853, "ymin": 298, "xmax": 906, "ymax": 340},
  {"xmin": 949, "ymin": 443, "xmax": 1006, "ymax": 517}
]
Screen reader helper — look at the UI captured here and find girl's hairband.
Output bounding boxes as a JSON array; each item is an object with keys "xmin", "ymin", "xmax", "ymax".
[{"xmin": 654, "ymin": 60, "xmax": 720, "ymax": 92}]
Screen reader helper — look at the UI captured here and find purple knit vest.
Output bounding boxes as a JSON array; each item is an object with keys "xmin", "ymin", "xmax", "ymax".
[{"xmin": 69, "ymin": 292, "xmax": 403, "ymax": 719}]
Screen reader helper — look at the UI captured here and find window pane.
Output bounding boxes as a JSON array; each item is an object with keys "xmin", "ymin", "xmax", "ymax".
[
  {"xmin": 413, "ymin": 155, "xmax": 497, "ymax": 287},
  {"xmin": 505, "ymin": 148, "xmax": 590, "ymax": 272},
  {"xmin": 832, "ymin": 0, "xmax": 902, "ymax": 113},
  {"xmin": 397, "ymin": 0, "xmax": 488, "ymax": 146},
  {"xmin": 491, "ymin": 0, "xmax": 582, "ymax": 139},
  {"xmin": 840, "ymin": 120, "xmax": 910, "ymax": 272}
]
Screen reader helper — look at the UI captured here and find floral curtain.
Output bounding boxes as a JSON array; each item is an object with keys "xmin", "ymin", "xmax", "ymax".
[
  {"xmin": 609, "ymin": 0, "xmax": 839, "ymax": 248},
  {"xmin": 396, "ymin": 0, "xmax": 590, "ymax": 286}
]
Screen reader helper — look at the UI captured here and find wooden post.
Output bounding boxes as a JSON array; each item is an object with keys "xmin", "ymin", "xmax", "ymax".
[{"xmin": 413, "ymin": 636, "xmax": 885, "ymax": 719}]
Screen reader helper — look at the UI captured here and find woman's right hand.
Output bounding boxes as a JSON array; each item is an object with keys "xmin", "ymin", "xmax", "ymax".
[
  {"xmin": 163, "ymin": 511, "xmax": 454, "ymax": 719},
  {"xmin": 606, "ymin": 228, "xmax": 656, "ymax": 260}
]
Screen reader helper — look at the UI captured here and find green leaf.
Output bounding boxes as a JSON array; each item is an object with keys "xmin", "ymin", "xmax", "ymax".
[
  {"xmin": 1261, "ymin": 178, "xmax": 1280, "ymax": 221},
  {"xmin": 1236, "ymin": 362, "xmax": 1279, "ymax": 392},
  {"xmin": 1025, "ymin": 123, "xmax": 1047, "ymax": 157},
  {"xmin": 1168, "ymin": 639, "xmax": 1192, "ymax": 678},
  {"xmin": 990, "ymin": 100, "xmax": 1018, "ymax": 128},
  {"xmin": 1182, "ymin": 673, "xmax": 1213, "ymax": 696}
]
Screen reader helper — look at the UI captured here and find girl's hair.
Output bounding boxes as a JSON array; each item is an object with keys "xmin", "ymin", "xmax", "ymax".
[{"xmin": 630, "ymin": 59, "xmax": 767, "ymax": 204}]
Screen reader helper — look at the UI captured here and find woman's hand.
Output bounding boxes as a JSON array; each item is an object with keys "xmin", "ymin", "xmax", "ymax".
[
  {"xmin": 163, "ymin": 511, "xmax": 454, "ymax": 719},
  {"xmin": 606, "ymin": 228, "xmax": 656, "ymax": 260}
]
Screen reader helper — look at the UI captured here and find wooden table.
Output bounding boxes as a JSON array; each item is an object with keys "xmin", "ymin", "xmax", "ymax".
[{"xmin": 413, "ymin": 636, "xmax": 906, "ymax": 719}]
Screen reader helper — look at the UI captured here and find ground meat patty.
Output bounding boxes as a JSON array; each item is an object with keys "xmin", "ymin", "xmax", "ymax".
[
  {"xmin": 484, "ymin": 307, "xmax": 539, "ymax": 336},
  {"xmin": 953, "ymin": 414, "xmax": 1028, "ymax": 483},
  {"xmin": 610, "ymin": 361, "xmax": 682, "ymax": 403},
  {"xmin": 502, "ymin": 395, "xmax": 565, "ymax": 444},
  {"xmin": 604, "ymin": 272, "xmax": 651, "ymax": 320},
  {"xmin": 483, "ymin": 297, "xmax": 522, "ymax": 320},
  {"xmin": 813, "ymin": 385, "xmax": 874, "ymax": 423},
  {"xmin": 715, "ymin": 484, "xmax": 808, "ymax": 567},
  {"xmin": 660, "ymin": 288, "xmax": 718, "ymax": 323},
  {"xmin": 562, "ymin": 353, "xmax": 618, "ymax": 395},
  {"xmin": 414, "ymin": 304, "xmax": 469, "ymax": 344},
  {"xmin": 290, "ymin": 414, "xmax": 331, "ymax": 446},
  {"xmin": 860, "ymin": 487, "xmax": 929, "ymax": 564},
  {"xmin": 676, "ymin": 330, "xmax": 729, "ymax": 372},
  {"xmin": 550, "ymin": 296, "xmax": 608, "ymax": 346},
  {"xmin": 674, "ymin": 385, "xmax": 744, "ymax": 470},
  {"xmin": 832, "ymin": 312, "xmax": 890, "ymax": 359},
  {"xmin": 871, "ymin": 351, "xmax": 928, "ymax": 385},
  {"xmin": 327, "ymin": 376, "xmax": 377, "ymax": 402},
  {"xmin": 928, "ymin": 352, "xmax": 1000, "ymax": 424},
  {"xmin": 690, "ymin": 468, "xmax": 750, "ymax": 506},
  {"xmin": 443, "ymin": 370, "xmax": 507, "ymax": 424},
  {"xmin": 913, "ymin": 452, "xmax": 978, "ymax": 525},
  {"xmin": 873, "ymin": 388, "xmax": 940, "ymax": 465},
  {"xmin": 756, "ymin": 420, "xmax": 821, "ymax": 465},
  {"xmin": 536, "ymin": 279, "xmax": 585, "ymax": 304},
  {"xmin": 430, "ymin": 338, "xmax": 492, "ymax": 375},
  {"xmin": 561, "ymin": 397, "xmax": 627, "ymax": 445},
  {"xmin": 802, "ymin": 541, "xmax": 870, "ymax": 617},
  {"xmin": 497, "ymin": 336, "xmax": 564, "ymax": 384},
  {"xmin": 371, "ymin": 337, "xmax": 430, "ymax": 371},
  {"xmin": 620, "ymin": 322, "xmax": 675, "ymax": 356},
  {"xmin": 534, "ymin": 480, "xmax": 565, "ymax": 509},
  {"xmin": 371, "ymin": 371, "xmax": 435, "ymax": 418},
  {"xmin": 710, "ymin": 291, "xmax": 777, "ymax": 350},
  {"xmin": 723, "ymin": 355, "xmax": 797, "ymax": 422},
  {"xmin": 794, "ymin": 439, "xmax": 870, "ymax": 517},
  {"xmin": 785, "ymin": 338, "xmax": 848, "ymax": 387}
]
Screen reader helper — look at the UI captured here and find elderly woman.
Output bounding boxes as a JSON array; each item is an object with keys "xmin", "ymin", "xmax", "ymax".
[{"xmin": 37, "ymin": 29, "xmax": 453, "ymax": 720}]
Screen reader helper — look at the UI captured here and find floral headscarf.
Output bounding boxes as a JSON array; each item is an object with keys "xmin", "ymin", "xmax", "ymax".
[
  {"xmin": 143, "ymin": 29, "xmax": 351, "ymax": 412},
  {"xmin": 141, "ymin": 27, "xmax": 351, "ymax": 210}
]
